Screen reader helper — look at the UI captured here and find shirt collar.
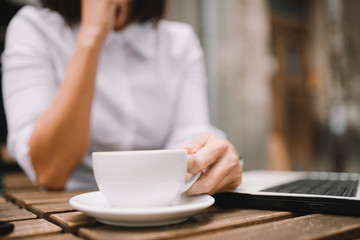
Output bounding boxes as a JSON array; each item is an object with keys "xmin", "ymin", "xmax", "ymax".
[{"xmin": 108, "ymin": 21, "xmax": 157, "ymax": 59}]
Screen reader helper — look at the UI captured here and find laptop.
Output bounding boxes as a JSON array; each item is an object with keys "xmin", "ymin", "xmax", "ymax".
[{"xmin": 214, "ymin": 170, "xmax": 360, "ymax": 216}]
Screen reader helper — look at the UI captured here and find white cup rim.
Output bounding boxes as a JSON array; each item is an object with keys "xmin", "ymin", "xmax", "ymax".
[{"xmin": 92, "ymin": 149, "xmax": 187, "ymax": 156}]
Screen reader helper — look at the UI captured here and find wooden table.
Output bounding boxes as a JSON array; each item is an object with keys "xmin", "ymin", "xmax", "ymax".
[{"xmin": 1, "ymin": 172, "xmax": 360, "ymax": 240}]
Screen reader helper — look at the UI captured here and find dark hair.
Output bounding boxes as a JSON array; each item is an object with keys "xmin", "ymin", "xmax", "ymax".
[{"xmin": 39, "ymin": 0, "xmax": 166, "ymax": 26}]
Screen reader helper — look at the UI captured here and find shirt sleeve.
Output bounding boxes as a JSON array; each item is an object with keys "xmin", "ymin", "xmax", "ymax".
[
  {"xmin": 1, "ymin": 8, "xmax": 57, "ymax": 183},
  {"xmin": 165, "ymin": 26, "xmax": 225, "ymax": 149}
]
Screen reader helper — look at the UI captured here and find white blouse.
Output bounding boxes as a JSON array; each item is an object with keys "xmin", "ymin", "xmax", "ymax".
[{"xmin": 2, "ymin": 6, "xmax": 225, "ymax": 190}]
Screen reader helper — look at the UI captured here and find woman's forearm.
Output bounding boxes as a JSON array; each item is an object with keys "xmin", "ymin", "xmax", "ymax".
[
  {"xmin": 29, "ymin": 30, "xmax": 104, "ymax": 190},
  {"xmin": 29, "ymin": 0, "xmax": 128, "ymax": 190}
]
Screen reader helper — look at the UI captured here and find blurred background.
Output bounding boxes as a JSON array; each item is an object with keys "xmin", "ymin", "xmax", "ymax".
[{"xmin": 1, "ymin": 0, "xmax": 360, "ymax": 173}]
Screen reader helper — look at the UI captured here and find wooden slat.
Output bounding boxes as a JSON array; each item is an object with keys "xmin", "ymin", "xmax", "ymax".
[
  {"xmin": 3, "ymin": 172, "xmax": 37, "ymax": 190},
  {"xmin": 0, "ymin": 208, "xmax": 37, "ymax": 222},
  {"xmin": 1, "ymin": 219, "xmax": 62, "ymax": 239},
  {"xmin": 50, "ymin": 211, "xmax": 97, "ymax": 233},
  {"xmin": 177, "ymin": 214, "xmax": 360, "ymax": 240},
  {"xmin": 5, "ymin": 189, "xmax": 42, "ymax": 203},
  {"xmin": 0, "ymin": 201, "xmax": 19, "ymax": 210},
  {"xmin": 29, "ymin": 202, "xmax": 76, "ymax": 219},
  {"xmin": 5, "ymin": 188, "xmax": 42, "ymax": 197},
  {"xmin": 17, "ymin": 233, "xmax": 84, "ymax": 240},
  {"xmin": 78, "ymin": 207, "xmax": 293, "ymax": 240},
  {"xmin": 0, "ymin": 197, "xmax": 7, "ymax": 204},
  {"xmin": 7, "ymin": 190, "xmax": 90, "ymax": 208}
]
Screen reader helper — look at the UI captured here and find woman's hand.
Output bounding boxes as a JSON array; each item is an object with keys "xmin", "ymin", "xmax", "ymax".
[
  {"xmin": 81, "ymin": 0, "xmax": 130, "ymax": 43},
  {"xmin": 183, "ymin": 134, "xmax": 242, "ymax": 195}
]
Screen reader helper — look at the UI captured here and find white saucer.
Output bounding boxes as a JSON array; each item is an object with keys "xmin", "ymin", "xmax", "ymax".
[{"xmin": 69, "ymin": 191, "xmax": 214, "ymax": 227}]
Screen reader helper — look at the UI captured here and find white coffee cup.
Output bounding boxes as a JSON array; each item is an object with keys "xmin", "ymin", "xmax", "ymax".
[{"xmin": 92, "ymin": 149, "xmax": 200, "ymax": 208}]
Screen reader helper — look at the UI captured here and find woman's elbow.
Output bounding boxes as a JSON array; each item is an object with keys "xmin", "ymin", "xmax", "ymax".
[{"xmin": 36, "ymin": 170, "xmax": 67, "ymax": 190}]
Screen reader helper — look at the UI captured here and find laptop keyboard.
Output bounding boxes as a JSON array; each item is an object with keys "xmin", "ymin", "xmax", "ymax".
[{"xmin": 261, "ymin": 179, "xmax": 359, "ymax": 197}]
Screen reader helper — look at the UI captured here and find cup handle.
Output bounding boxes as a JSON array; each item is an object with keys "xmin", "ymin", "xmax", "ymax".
[
  {"xmin": 181, "ymin": 172, "xmax": 201, "ymax": 193},
  {"xmin": 180, "ymin": 153, "xmax": 201, "ymax": 193}
]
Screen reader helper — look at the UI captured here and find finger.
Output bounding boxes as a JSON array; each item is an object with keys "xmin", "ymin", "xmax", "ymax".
[
  {"xmin": 185, "ymin": 172, "xmax": 192, "ymax": 181},
  {"xmin": 183, "ymin": 134, "xmax": 210, "ymax": 154},
  {"xmin": 187, "ymin": 136, "xmax": 229, "ymax": 174},
  {"xmin": 109, "ymin": 0, "xmax": 128, "ymax": 3},
  {"xmin": 196, "ymin": 160, "xmax": 241, "ymax": 195},
  {"xmin": 113, "ymin": 3, "xmax": 128, "ymax": 29},
  {"xmin": 185, "ymin": 155, "xmax": 232, "ymax": 195},
  {"xmin": 208, "ymin": 164, "xmax": 242, "ymax": 194},
  {"xmin": 186, "ymin": 151, "xmax": 241, "ymax": 195}
]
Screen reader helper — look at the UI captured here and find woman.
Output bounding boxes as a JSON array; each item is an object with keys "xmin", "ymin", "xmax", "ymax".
[{"xmin": 2, "ymin": 0, "xmax": 242, "ymax": 194}]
